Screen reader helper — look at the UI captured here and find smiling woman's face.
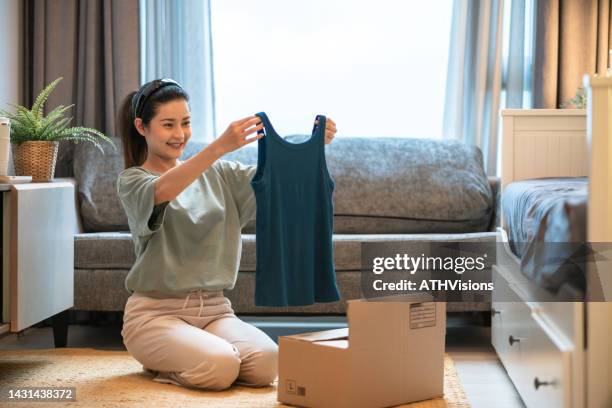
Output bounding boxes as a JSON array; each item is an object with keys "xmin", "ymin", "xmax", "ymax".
[{"xmin": 135, "ymin": 99, "xmax": 192, "ymax": 162}]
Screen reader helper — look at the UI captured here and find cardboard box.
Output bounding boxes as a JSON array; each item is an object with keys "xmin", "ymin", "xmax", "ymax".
[{"xmin": 277, "ymin": 295, "xmax": 446, "ymax": 408}]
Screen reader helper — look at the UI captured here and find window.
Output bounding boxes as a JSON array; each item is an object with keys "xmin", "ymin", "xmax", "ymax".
[
  {"xmin": 210, "ymin": 0, "xmax": 453, "ymax": 138},
  {"xmin": 500, "ymin": 0, "xmax": 535, "ymax": 110},
  {"xmin": 497, "ymin": 0, "xmax": 536, "ymax": 175}
]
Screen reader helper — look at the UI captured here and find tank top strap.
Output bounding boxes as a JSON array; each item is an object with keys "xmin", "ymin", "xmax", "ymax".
[
  {"xmin": 256, "ymin": 112, "xmax": 271, "ymax": 137},
  {"xmin": 253, "ymin": 112, "xmax": 268, "ymax": 183},
  {"xmin": 314, "ymin": 114, "xmax": 326, "ymax": 148}
]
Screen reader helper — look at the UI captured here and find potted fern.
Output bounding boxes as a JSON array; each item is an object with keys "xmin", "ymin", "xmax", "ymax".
[{"xmin": 0, "ymin": 77, "xmax": 116, "ymax": 182}]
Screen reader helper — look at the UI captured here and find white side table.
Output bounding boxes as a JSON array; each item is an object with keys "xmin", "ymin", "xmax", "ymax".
[{"xmin": 0, "ymin": 180, "xmax": 76, "ymax": 347}]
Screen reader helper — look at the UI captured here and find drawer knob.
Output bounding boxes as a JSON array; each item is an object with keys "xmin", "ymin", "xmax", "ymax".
[
  {"xmin": 534, "ymin": 377, "xmax": 555, "ymax": 390},
  {"xmin": 491, "ymin": 308, "xmax": 501, "ymax": 315},
  {"xmin": 508, "ymin": 335, "xmax": 524, "ymax": 346}
]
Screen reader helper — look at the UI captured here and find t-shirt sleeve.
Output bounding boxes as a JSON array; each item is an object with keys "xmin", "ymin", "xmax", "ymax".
[
  {"xmin": 116, "ymin": 168, "xmax": 170, "ymax": 238},
  {"xmin": 215, "ymin": 160, "xmax": 257, "ymax": 228}
]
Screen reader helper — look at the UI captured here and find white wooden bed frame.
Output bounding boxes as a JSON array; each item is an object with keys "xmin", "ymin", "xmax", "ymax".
[{"xmin": 493, "ymin": 76, "xmax": 612, "ymax": 408}]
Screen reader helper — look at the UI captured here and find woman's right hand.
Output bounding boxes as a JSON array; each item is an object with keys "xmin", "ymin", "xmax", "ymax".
[{"xmin": 214, "ymin": 115, "xmax": 264, "ymax": 155}]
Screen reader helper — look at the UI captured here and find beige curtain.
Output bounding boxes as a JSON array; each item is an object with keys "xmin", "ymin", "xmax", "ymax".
[
  {"xmin": 533, "ymin": 0, "xmax": 612, "ymax": 108},
  {"xmin": 23, "ymin": 0, "xmax": 139, "ymax": 177}
]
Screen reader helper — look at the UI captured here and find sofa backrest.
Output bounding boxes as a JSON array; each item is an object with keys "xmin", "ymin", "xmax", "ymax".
[{"xmin": 73, "ymin": 136, "xmax": 493, "ymax": 234}]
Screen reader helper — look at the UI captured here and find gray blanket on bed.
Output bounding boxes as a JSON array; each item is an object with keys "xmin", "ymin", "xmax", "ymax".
[{"xmin": 502, "ymin": 178, "xmax": 587, "ymax": 296}]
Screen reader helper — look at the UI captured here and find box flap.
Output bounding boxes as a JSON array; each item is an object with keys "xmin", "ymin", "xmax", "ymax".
[
  {"xmin": 314, "ymin": 339, "xmax": 349, "ymax": 349},
  {"xmin": 283, "ymin": 327, "xmax": 348, "ymax": 343},
  {"xmin": 347, "ymin": 293, "xmax": 433, "ymax": 305},
  {"xmin": 347, "ymin": 298, "xmax": 445, "ymax": 351}
]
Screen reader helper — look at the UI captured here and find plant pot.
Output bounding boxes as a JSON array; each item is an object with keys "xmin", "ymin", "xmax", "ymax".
[{"xmin": 11, "ymin": 141, "xmax": 59, "ymax": 182}]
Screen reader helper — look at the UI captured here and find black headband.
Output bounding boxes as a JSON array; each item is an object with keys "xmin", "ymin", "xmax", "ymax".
[{"xmin": 131, "ymin": 78, "xmax": 183, "ymax": 118}]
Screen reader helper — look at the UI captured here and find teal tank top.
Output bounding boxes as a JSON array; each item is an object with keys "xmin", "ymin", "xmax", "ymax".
[{"xmin": 251, "ymin": 112, "xmax": 341, "ymax": 306}]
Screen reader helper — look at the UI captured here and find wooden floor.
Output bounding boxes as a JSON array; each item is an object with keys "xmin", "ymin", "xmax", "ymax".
[{"xmin": 0, "ymin": 315, "xmax": 524, "ymax": 408}]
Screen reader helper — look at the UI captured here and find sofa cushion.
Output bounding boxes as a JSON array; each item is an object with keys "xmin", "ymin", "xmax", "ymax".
[
  {"xmin": 324, "ymin": 137, "xmax": 493, "ymax": 233},
  {"xmin": 75, "ymin": 232, "xmax": 134, "ymax": 269},
  {"xmin": 75, "ymin": 231, "xmax": 497, "ymax": 271},
  {"xmin": 73, "ymin": 267, "xmax": 490, "ymax": 312},
  {"xmin": 73, "ymin": 231, "xmax": 497, "ymax": 312},
  {"xmin": 73, "ymin": 140, "xmax": 129, "ymax": 232},
  {"xmin": 75, "ymin": 136, "xmax": 493, "ymax": 234}
]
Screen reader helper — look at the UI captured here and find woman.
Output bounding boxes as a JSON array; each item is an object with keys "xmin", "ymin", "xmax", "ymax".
[{"xmin": 116, "ymin": 78, "xmax": 338, "ymax": 391}]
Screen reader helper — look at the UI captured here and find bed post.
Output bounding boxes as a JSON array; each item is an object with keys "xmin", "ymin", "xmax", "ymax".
[
  {"xmin": 583, "ymin": 74, "xmax": 612, "ymax": 408},
  {"xmin": 585, "ymin": 75, "xmax": 612, "ymax": 244}
]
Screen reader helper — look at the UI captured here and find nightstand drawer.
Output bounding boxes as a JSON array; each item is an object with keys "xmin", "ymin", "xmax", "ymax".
[
  {"xmin": 515, "ymin": 311, "xmax": 572, "ymax": 408},
  {"xmin": 491, "ymin": 265, "xmax": 524, "ymax": 376}
]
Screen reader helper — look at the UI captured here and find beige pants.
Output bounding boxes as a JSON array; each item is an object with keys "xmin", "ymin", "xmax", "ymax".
[{"xmin": 121, "ymin": 289, "xmax": 278, "ymax": 391}]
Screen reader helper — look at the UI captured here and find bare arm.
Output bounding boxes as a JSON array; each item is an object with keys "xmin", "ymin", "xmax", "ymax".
[{"xmin": 153, "ymin": 115, "xmax": 263, "ymax": 204}]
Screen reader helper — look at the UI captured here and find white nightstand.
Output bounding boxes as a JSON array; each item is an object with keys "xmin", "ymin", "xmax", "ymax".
[{"xmin": 0, "ymin": 180, "xmax": 76, "ymax": 347}]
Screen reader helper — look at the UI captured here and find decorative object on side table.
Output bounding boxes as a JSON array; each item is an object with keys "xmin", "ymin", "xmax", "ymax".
[
  {"xmin": 0, "ymin": 117, "xmax": 11, "ymax": 175},
  {"xmin": 0, "ymin": 175, "xmax": 33, "ymax": 184},
  {"xmin": 0, "ymin": 77, "xmax": 116, "ymax": 182},
  {"xmin": 560, "ymin": 85, "xmax": 587, "ymax": 109}
]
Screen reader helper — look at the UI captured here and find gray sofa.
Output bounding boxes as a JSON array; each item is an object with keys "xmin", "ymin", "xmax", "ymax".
[{"xmin": 66, "ymin": 136, "xmax": 499, "ymax": 315}]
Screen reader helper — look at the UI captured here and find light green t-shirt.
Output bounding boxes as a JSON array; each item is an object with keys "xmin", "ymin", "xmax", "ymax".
[{"xmin": 116, "ymin": 159, "xmax": 257, "ymax": 296}]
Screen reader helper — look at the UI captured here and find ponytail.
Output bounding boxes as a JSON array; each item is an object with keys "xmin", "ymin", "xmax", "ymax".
[
  {"xmin": 119, "ymin": 91, "xmax": 147, "ymax": 168},
  {"xmin": 118, "ymin": 82, "xmax": 190, "ymax": 169}
]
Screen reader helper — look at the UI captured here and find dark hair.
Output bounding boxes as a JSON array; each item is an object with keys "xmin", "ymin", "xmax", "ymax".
[{"xmin": 118, "ymin": 81, "xmax": 190, "ymax": 168}]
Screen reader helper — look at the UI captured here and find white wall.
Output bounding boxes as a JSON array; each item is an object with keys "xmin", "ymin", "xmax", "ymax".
[{"xmin": 0, "ymin": 0, "xmax": 23, "ymax": 110}]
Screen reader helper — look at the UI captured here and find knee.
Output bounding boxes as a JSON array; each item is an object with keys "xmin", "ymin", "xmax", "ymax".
[
  {"xmin": 209, "ymin": 352, "xmax": 242, "ymax": 390},
  {"xmin": 179, "ymin": 350, "xmax": 241, "ymax": 391},
  {"xmin": 240, "ymin": 344, "xmax": 279, "ymax": 387}
]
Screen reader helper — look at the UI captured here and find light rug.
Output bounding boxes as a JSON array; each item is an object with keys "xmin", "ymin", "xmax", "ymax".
[{"xmin": 0, "ymin": 348, "xmax": 470, "ymax": 407}]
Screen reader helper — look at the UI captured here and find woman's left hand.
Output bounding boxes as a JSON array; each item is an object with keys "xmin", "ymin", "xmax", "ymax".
[{"xmin": 317, "ymin": 117, "xmax": 337, "ymax": 144}]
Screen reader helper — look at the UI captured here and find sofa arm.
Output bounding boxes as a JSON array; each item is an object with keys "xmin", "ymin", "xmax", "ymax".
[
  {"xmin": 57, "ymin": 177, "xmax": 85, "ymax": 234},
  {"xmin": 488, "ymin": 176, "xmax": 500, "ymax": 231}
]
